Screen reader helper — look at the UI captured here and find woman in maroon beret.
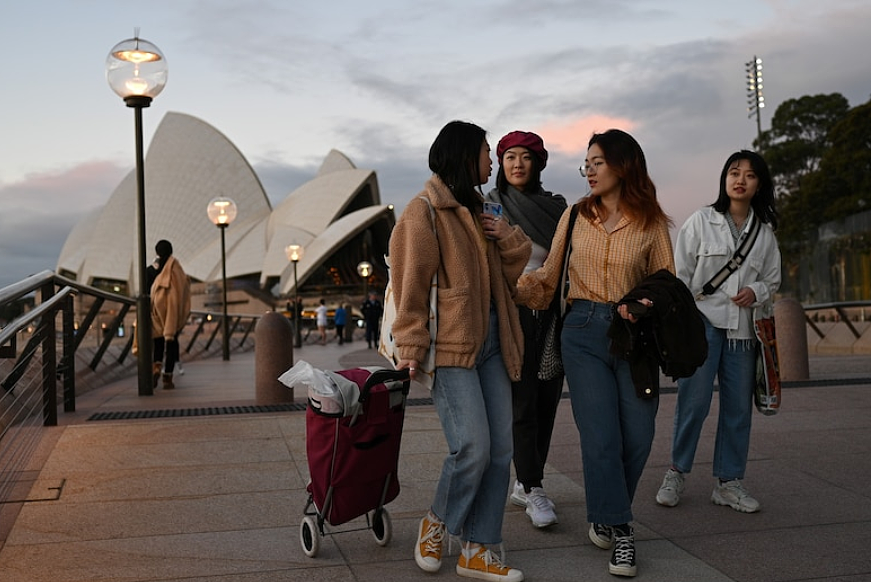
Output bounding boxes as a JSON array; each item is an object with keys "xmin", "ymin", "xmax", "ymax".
[{"xmin": 486, "ymin": 131, "xmax": 567, "ymax": 529}]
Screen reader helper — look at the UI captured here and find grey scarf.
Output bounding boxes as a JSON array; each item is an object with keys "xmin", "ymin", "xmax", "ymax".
[{"xmin": 487, "ymin": 185, "xmax": 567, "ymax": 249}]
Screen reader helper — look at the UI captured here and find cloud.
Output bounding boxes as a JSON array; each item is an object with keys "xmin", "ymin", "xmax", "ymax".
[
  {"xmin": 539, "ymin": 116, "xmax": 638, "ymax": 156},
  {"xmin": 0, "ymin": 161, "xmax": 128, "ymax": 288}
]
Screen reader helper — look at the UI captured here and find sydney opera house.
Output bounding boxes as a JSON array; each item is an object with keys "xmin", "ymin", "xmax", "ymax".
[{"xmin": 56, "ymin": 112, "xmax": 395, "ymax": 314}]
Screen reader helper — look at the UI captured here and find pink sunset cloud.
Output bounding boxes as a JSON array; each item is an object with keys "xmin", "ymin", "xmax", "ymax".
[{"xmin": 537, "ymin": 116, "xmax": 638, "ymax": 156}]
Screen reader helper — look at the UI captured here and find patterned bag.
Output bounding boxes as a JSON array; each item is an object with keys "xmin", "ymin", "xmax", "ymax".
[
  {"xmin": 537, "ymin": 204, "xmax": 579, "ymax": 381},
  {"xmin": 537, "ymin": 309, "xmax": 563, "ymax": 381},
  {"xmin": 378, "ymin": 197, "xmax": 437, "ymax": 389},
  {"xmin": 753, "ymin": 313, "xmax": 780, "ymax": 415}
]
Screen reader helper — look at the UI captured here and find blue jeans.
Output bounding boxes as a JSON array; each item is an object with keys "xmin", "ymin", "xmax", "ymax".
[
  {"xmin": 561, "ymin": 300, "xmax": 658, "ymax": 525},
  {"xmin": 671, "ymin": 317, "xmax": 755, "ymax": 480},
  {"xmin": 430, "ymin": 305, "xmax": 513, "ymax": 545}
]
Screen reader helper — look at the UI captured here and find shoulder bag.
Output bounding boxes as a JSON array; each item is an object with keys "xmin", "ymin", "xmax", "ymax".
[
  {"xmin": 537, "ymin": 203, "xmax": 580, "ymax": 381},
  {"xmin": 378, "ymin": 197, "xmax": 437, "ymax": 389}
]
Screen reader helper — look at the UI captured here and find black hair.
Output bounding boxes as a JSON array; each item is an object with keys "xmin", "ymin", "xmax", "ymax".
[
  {"xmin": 712, "ymin": 150, "xmax": 778, "ymax": 230},
  {"xmin": 428, "ymin": 120, "xmax": 487, "ymax": 210},
  {"xmin": 155, "ymin": 239, "xmax": 173, "ymax": 272}
]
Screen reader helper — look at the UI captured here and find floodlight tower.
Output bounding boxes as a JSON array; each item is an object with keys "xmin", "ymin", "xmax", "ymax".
[{"xmin": 745, "ymin": 56, "xmax": 764, "ymax": 143}]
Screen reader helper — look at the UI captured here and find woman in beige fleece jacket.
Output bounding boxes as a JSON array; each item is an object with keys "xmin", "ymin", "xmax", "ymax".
[
  {"xmin": 391, "ymin": 121, "xmax": 530, "ymax": 582},
  {"xmin": 150, "ymin": 239, "xmax": 191, "ymax": 390}
]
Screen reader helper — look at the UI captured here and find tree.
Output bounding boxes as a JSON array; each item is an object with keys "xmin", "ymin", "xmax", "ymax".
[
  {"xmin": 756, "ymin": 93, "xmax": 850, "ymax": 247},
  {"xmin": 804, "ymin": 99, "xmax": 871, "ymax": 222}
]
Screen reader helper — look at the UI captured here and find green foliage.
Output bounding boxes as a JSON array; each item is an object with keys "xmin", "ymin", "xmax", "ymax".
[
  {"xmin": 757, "ymin": 93, "xmax": 850, "ymax": 196},
  {"xmin": 757, "ymin": 93, "xmax": 852, "ymax": 250}
]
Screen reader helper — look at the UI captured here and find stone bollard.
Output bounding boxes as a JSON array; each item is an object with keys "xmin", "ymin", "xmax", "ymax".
[
  {"xmin": 774, "ymin": 298, "xmax": 809, "ymax": 381},
  {"xmin": 255, "ymin": 311, "xmax": 295, "ymax": 404}
]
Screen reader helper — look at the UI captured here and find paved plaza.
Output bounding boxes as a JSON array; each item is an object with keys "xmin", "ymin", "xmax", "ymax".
[{"xmin": 0, "ymin": 338, "xmax": 869, "ymax": 581}]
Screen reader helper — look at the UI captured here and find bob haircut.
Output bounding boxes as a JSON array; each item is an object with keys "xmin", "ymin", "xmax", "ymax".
[
  {"xmin": 428, "ymin": 120, "xmax": 487, "ymax": 210},
  {"xmin": 712, "ymin": 150, "xmax": 778, "ymax": 230},
  {"xmin": 579, "ymin": 129, "xmax": 670, "ymax": 230},
  {"xmin": 496, "ymin": 150, "xmax": 543, "ymax": 194}
]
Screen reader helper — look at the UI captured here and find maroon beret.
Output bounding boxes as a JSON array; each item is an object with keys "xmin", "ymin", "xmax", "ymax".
[{"xmin": 496, "ymin": 131, "xmax": 548, "ymax": 169}]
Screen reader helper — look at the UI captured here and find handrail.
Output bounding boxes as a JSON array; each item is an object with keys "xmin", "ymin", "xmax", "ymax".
[
  {"xmin": 803, "ymin": 300, "xmax": 871, "ymax": 310},
  {"xmin": 0, "ymin": 286, "xmax": 77, "ymax": 345},
  {"xmin": 0, "ymin": 270, "xmax": 55, "ymax": 305}
]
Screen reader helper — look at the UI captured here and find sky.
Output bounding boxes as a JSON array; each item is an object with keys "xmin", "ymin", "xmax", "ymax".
[{"xmin": 1, "ymin": 0, "xmax": 870, "ymax": 289}]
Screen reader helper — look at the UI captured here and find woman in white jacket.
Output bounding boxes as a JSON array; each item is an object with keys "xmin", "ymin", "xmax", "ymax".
[{"xmin": 656, "ymin": 150, "xmax": 781, "ymax": 514}]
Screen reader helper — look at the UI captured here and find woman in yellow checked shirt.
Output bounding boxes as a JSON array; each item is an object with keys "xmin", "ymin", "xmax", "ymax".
[{"xmin": 516, "ymin": 129, "xmax": 673, "ymax": 578}]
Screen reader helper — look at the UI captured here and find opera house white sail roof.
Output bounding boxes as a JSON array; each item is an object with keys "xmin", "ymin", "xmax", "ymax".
[{"xmin": 57, "ymin": 112, "xmax": 395, "ymax": 300}]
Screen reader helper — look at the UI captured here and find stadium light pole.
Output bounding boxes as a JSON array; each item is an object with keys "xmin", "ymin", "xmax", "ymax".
[
  {"xmin": 106, "ymin": 30, "xmax": 168, "ymax": 396},
  {"xmin": 745, "ymin": 55, "xmax": 765, "ymax": 144},
  {"xmin": 285, "ymin": 244, "xmax": 305, "ymax": 348},
  {"xmin": 207, "ymin": 197, "xmax": 238, "ymax": 361}
]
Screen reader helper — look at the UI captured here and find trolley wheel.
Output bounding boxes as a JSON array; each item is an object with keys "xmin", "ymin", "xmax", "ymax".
[
  {"xmin": 372, "ymin": 508, "xmax": 392, "ymax": 546},
  {"xmin": 300, "ymin": 516, "xmax": 320, "ymax": 558}
]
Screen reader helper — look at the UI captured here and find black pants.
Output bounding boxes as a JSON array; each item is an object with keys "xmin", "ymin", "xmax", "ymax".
[
  {"xmin": 336, "ymin": 324, "xmax": 345, "ymax": 344},
  {"xmin": 365, "ymin": 320, "xmax": 380, "ymax": 345},
  {"xmin": 153, "ymin": 333, "xmax": 180, "ymax": 374},
  {"xmin": 512, "ymin": 305, "xmax": 564, "ymax": 489}
]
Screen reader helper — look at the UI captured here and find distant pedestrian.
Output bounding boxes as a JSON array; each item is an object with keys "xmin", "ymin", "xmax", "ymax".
[
  {"xmin": 361, "ymin": 291, "xmax": 383, "ymax": 349},
  {"xmin": 334, "ymin": 303, "xmax": 347, "ymax": 345},
  {"xmin": 315, "ymin": 299, "xmax": 328, "ymax": 345},
  {"xmin": 150, "ymin": 240, "xmax": 191, "ymax": 390}
]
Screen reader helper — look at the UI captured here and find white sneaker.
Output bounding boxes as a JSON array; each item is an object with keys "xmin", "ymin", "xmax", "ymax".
[
  {"xmin": 510, "ymin": 480, "xmax": 555, "ymax": 510},
  {"xmin": 712, "ymin": 479, "xmax": 760, "ymax": 513},
  {"xmin": 526, "ymin": 487, "xmax": 558, "ymax": 528},
  {"xmin": 656, "ymin": 468, "xmax": 685, "ymax": 507},
  {"xmin": 509, "ymin": 480, "xmax": 527, "ymax": 507}
]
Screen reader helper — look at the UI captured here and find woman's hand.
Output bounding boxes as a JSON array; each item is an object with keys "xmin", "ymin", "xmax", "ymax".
[
  {"xmin": 482, "ymin": 213, "xmax": 509, "ymax": 240},
  {"xmin": 617, "ymin": 298, "xmax": 653, "ymax": 323},
  {"xmin": 731, "ymin": 287, "xmax": 757, "ymax": 308},
  {"xmin": 397, "ymin": 359, "xmax": 421, "ymax": 382}
]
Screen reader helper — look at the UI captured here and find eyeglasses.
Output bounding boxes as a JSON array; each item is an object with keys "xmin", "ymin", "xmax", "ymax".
[{"xmin": 579, "ymin": 161, "xmax": 604, "ymax": 177}]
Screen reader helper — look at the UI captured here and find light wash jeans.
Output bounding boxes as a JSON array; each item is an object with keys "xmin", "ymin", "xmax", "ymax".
[
  {"xmin": 671, "ymin": 317, "xmax": 755, "ymax": 480},
  {"xmin": 430, "ymin": 304, "xmax": 513, "ymax": 545},
  {"xmin": 561, "ymin": 300, "xmax": 658, "ymax": 526}
]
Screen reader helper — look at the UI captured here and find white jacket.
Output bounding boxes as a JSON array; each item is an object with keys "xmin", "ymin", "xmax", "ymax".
[{"xmin": 674, "ymin": 206, "xmax": 781, "ymax": 340}]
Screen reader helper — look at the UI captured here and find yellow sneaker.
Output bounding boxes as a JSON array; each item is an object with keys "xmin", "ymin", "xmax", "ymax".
[
  {"xmin": 414, "ymin": 514, "xmax": 445, "ymax": 572},
  {"xmin": 456, "ymin": 545, "xmax": 523, "ymax": 582}
]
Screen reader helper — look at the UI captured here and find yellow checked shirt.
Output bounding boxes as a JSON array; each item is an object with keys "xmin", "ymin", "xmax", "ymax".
[{"xmin": 516, "ymin": 204, "xmax": 675, "ymax": 310}]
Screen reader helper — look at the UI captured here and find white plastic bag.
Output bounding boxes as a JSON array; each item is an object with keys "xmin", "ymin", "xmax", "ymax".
[{"xmin": 278, "ymin": 360, "xmax": 344, "ymax": 414}]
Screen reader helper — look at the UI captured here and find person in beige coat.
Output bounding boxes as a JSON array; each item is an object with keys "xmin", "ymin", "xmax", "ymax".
[
  {"xmin": 150, "ymin": 240, "xmax": 191, "ymax": 390},
  {"xmin": 392, "ymin": 121, "xmax": 531, "ymax": 582}
]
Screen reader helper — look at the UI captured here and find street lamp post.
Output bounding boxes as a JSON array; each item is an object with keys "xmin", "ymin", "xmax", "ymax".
[
  {"xmin": 106, "ymin": 31, "xmax": 168, "ymax": 396},
  {"xmin": 357, "ymin": 261, "xmax": 372, "ymax": 299},
  {"xmin": 207, "ymin": 197, "xmax": 238, "ymax": 361},
  {"xmin": 285, "ymin": 244, "xmax": 305, "ymax": 348}
]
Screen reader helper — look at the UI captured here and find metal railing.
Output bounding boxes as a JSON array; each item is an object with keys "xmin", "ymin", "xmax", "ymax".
[
  {"xmin": 0, "ymin": 270, "xmax": 261, "ymax": 506},
  {"xmin": 802, "ymin": 300, "xmax": 871, "ymax": 340}
]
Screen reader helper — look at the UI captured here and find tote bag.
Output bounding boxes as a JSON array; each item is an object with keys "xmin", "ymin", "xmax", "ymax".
[
  {"xmin": 753, "ymin": 309, "xmax": 781, "ymax": 415},
  {"xmin": 378, "ymin": 197, "xmax": 437, "ymax": 389}
]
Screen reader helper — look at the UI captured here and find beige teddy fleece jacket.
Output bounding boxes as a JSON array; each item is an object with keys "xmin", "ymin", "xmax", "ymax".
[{"xmin": 388, "ymin": 175, "xmax": 532, "ymax": 381}]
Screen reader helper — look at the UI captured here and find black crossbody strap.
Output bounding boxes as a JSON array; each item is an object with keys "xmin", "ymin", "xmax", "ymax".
[
  {"xmin": 558, "ymin": 203, "xmax": 581, "ymax": 311},
  {"xmin": 700, "ymin": 215, "xmax": 761, "ymax": 296}
]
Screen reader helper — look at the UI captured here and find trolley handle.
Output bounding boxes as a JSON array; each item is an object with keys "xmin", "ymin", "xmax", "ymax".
[{"xmin": 358, "ymin": 368, "xmax": 411, "ymax": 404}]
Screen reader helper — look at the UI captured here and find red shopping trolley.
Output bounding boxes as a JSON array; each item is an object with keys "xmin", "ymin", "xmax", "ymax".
[{"xmin": 299, "ymin": 367, "xmax": 410, "ymax": 557}]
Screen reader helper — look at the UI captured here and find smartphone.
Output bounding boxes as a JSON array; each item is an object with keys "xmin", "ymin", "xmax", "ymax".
[{"xmin": 483, "ymin": 201, "xmax": 503, "ymax": 219}]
